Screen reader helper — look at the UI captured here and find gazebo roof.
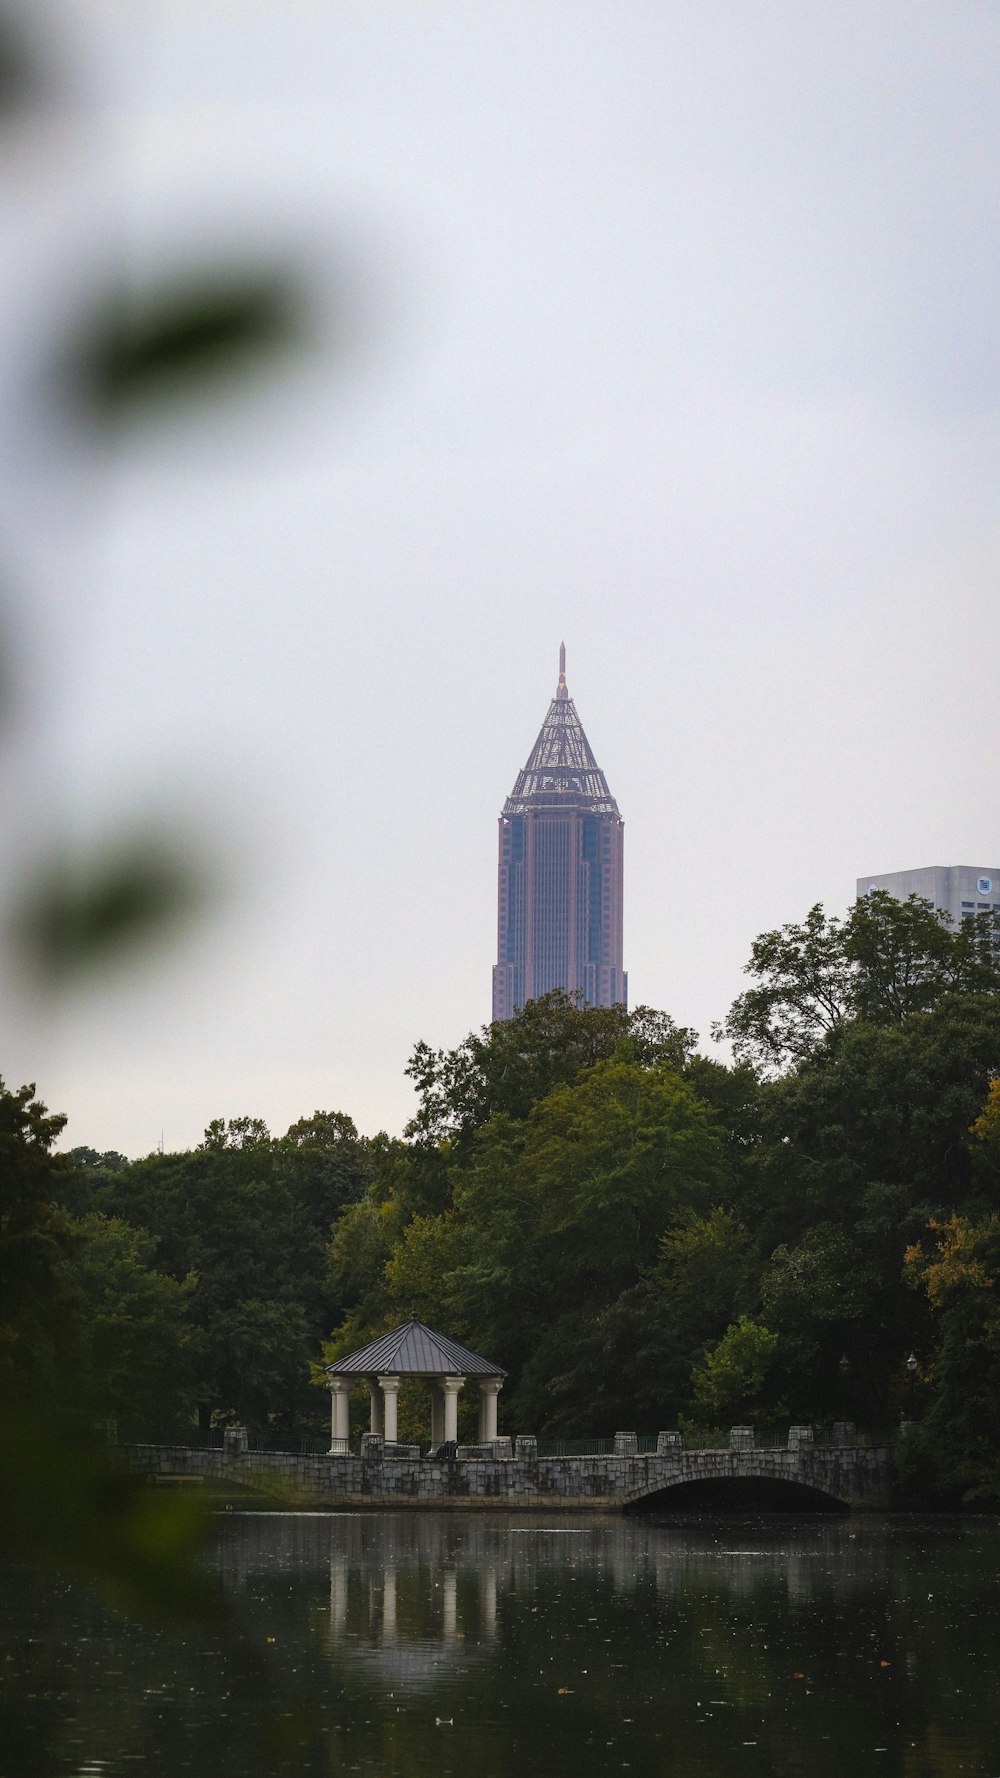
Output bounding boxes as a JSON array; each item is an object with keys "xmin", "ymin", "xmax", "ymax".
[{"xmin": 326, "ymin": 1314, "xmax": 505, "ymax": 1378}]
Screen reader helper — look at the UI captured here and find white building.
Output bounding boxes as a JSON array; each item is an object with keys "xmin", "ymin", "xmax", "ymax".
[{"xmin": 856, "ymin": 865, "xmax": 1000, "ymax": 927}]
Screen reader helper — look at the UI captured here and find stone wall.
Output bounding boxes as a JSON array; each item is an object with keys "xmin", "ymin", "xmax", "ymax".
[{"xmin": 122, "ymin": 1439, "xmax": 892, "ymax": 1511}]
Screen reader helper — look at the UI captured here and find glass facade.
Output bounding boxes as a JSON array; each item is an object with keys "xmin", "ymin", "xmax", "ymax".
[{"xmin": 493, "ymin": 661, "xmax": 625, "ymax": 1021}]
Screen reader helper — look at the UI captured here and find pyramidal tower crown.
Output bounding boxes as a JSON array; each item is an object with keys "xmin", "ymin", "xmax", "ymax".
[
  {"xmin": 502, "ymin": 643, "xmax": 621, "ymax": 820},
  {"xmin": 493, "ymin": 646, "xmax": 626, "ymax": 1021}
]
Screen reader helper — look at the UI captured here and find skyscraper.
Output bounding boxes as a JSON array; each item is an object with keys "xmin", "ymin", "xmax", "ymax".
[
  {"xmin": 857, "ymin": 864, "xmax": 1000, "ymax": 927},
  {"xmin": 492, "ymin": 646, "xmax": 626, "ymax": 1020}
]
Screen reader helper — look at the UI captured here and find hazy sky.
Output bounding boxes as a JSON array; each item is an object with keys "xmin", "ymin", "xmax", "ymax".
[{"xmin": 2, "ymin": 1, "xmax": 999, "ymax": 1157}]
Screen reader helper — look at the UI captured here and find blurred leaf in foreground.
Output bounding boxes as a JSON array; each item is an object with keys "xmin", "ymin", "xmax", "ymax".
[
  {"xmin": 0, "ymin": 1410, "xmax": 221, "ymax": 1621},
  {"xmin": 0, "ymin": 8, "xmax": 42, "ymax": 120},
  {"xmin": 12, "ymin": 833, "xmax": 208, "ymax": 985},
  {"xmin": 71, "ymin": 274, "xmax": 301, "ymax": 416},
  {"xmin": 0, "ymin": 1080, "xmax": 220, "ymax": 1626}
]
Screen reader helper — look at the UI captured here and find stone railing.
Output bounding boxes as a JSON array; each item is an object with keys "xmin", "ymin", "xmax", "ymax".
[
  {"xmin": 122, "ymin": 1427, "xmax": 893, "ymax": 1511},
  {"xmin": 456, "ymin": 1437, "xmax": 513, "ymax": 1460},
  {"xmin": 152, "ymin": 1422, "xmax": 882, "ymax": 1463}
]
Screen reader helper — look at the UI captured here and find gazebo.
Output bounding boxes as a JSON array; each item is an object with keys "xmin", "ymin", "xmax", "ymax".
[{"xmin": 325, "ymin": 1314, "xmax": 506, "ymax": 1450}]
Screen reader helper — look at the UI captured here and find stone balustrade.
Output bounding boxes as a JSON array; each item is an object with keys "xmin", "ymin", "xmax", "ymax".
[{"xmin": 121, "ymin": 1423, "xmax": 893, "ymax": 1511}]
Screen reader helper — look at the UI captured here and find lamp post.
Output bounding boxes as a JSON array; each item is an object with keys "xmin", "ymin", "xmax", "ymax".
[
  {"xmin": 838, "ymin": 1353, "xmax": 850, "ymax": 1419},
  {"xmin": 906, "ymin": 1351, "xmax": 918, "ymax": 1421}
]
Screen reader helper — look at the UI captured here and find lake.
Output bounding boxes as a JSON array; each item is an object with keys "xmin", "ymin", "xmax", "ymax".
[{"xmin": 3, "ymin": 1510, "xmax": 1000, "ymax": 1777}]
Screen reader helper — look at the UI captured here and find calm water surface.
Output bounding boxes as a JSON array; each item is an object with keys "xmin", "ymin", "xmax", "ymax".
[{"xmin": 3, "ymin": 1511, "xmax": 1000, "ymax": 1777}]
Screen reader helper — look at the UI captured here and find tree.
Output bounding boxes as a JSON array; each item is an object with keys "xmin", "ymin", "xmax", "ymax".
[
  {"xmin": 968, "ymin": 1075, "xmax": 1000, "ymax": 1213},
  {"xmin": 715, "ymin": 903, "xmax": 855, "ymax": 1070},
  {"xmin": 0, "ymin": 1075, "xmax": 219, "ymax": 1637},
  {"xmin": 201, "ymin": 1115, "xmax": 272, "ymax": 1151},
  {"xmin": 971, "ymin": 1076, "xmax": 1000, "ymax": 1150},
  {"xmin": 276, "ymin": 1109, "xmax": 373, "ymax": 1228},
  {"xmin": 405, "ymin": 991, "xmax": 695, "ymax": 1148},
  {"xmin": 59, "ymin": 1214, "xmax": 197, "ymax": 1435},
  {"xmin": 379, "ymin": 1057, "xmax": 729, "ymax": 1432},
  {"xmin": 0, "ymin": 1077, "xmax": 198, "ymax": 1432},
  {"xmin": 95, "ymin": 1109, "xmax": 372, "ymax": 1428},
  {"xmin": 62, "ymin": 1146, "xmax": 131, "ymax": 1213},
  {"xmin": 900, "ymin": 1214, "xmax": 1000, "ymax": 1504},
  {"xmin": 719, "ymin": 892, "xmax": 1000, "ymax": 1071},
  {"xmin": 609, "ymin": 1207, "xmax": 754, "ymax": 1425},
  {"xmin": 688, "ymin": 1316, "xmax": 779, "ymax": 1427},
  {"xmin": 66, "ymin": 1145, "xmax": 130, "ymax": 1175},
  {"xmin": 759, "ymin": 1221, "xmax": 898, "ymax": 1421},
  {"xmin": 733, "ymin": 992, "xmax": 1000, "ymax": 1272},
  {"xmin": 0, "ymin": 1079, "xmax": 74, "ymax": 1403},
  {"xmin": 729, "ymin": 995, "xmax": 1000, "ymax": 1418}
]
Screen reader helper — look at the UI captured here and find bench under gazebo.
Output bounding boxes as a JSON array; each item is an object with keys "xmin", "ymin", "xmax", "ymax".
[{"xmin": 326, "ymin": 1314, "xmax": 506, "ymax": 1451}]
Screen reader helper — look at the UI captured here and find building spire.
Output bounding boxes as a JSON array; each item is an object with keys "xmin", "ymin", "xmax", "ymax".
[{"xmin": 502, "ymin": 648, "xmax": 619, "ymax": 819}]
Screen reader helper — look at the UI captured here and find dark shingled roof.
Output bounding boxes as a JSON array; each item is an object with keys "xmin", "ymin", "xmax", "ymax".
[{"xmin": 326, "ymin": 1315, "xmax": 505, "ymax": 1378}]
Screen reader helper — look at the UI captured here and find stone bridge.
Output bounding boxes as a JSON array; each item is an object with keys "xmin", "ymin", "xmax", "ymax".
[{"xmin": 123, "ymin": 1431, "xmax": 892, "ymax": 1512}]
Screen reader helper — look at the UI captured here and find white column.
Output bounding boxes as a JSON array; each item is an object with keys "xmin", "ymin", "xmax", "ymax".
[
  {"xmin": 478, "ymin": 1377, "xmax": 502, "ymax": 1441},
  {"xmin": 329, "ymin": 1378, "xmax": 351, "ymax": 1449},
  {"xmin": 378, "ymin": 1374, "xmax": 400, "ymax": 1443},
  {"xmin": 430, "ymin": 1383, "xmax": 445, "ymax": 1447},
  {"xmin": 368, "ymin": 1378, "xmax": 384, "ymax": 1436},
  {"xmin": 441, "ymin": 1375, "xmax": 465, "ymax": 1442}
]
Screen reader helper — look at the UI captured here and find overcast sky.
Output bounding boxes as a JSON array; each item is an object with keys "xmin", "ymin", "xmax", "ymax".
[{"xmin": 2, "ymin": 0, "xmax": 998, "ymax": 1157}]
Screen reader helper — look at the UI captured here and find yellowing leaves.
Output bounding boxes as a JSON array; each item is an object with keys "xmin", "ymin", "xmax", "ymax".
[
  {"xmin": 971, "ymin": 1076, "xmax": 1000, "ymax": 1143},
  {"xmin": 905, "ymin": 1215, "xmax": 998, "ymax": 1308}
]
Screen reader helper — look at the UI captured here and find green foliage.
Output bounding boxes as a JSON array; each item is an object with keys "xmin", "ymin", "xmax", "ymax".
[
  {"xmin": 323, "ymin": 941, "xmax": 1000, "ymax": 1462},
  {"xmin": 759, "ymin": 1220, "xmax": 893, "ymax": 1419},
  {"xmin": 12, "ymin": 833, "xmax": 207, "ymax": 988},
  {"xmin": 719, "ymin": 891, "xmax": 1000, "ymax": 1071},
  {"xmin": 10, "ymin": 892, "xmax": 1000, "ymax": 1506},
  {"xmin": 0, "ymin": 1084, "xmax": 197, "ymax": 1432},
  {"xmin": 60, "ymin": 1214, "xmax": 197, "ymax": 1436},
  {"xmin": 0, "ymin": 1409, "xmax": 220, "ymax": 1621},
  {"xmin": 366, "ymin": 1055, "xmax": 729, "ymax": 1432},
  {"xmin": 73, "ymin": 276, "xmax": 299, "ymax": 416},
  {"xmin": 67, "ymin": 1145, "xmax": 131, "ymax": 1176},
  {"xmin": 758, "ymin": 1004, "xmax": 997, "ymax": 1231},
  {"xmin": 898, "ymin": 1215, "xmax": 1000, "ymax": 1504},
  {"xmin": 717, "ymin": 901, "xmax": 855, "ymax": 1069},
  {"xmin": 0, "ymin": 1080, "xmax": 74, "ymax": 1399},
  {"xmin": 328, "ymin": 1194, "xmax": 405, "ymax": 1330},
  {"xmin": 95, "ymin": 1111, "xmax": 371, "ymax": 1429},
  {"xmin": 722, "ymin": 993, "xmax": 1000, "ymax": 1424},
  {"xmin": 405, "ymin": 990, "xmax": 695, "ymax": 1148},
  {"xmin": 324, "ymin": 975, "xmax": 1000, "ymax": 1455},
  {"xmin": 0, "ymin": 1078, "xmax": 218, "ymax": 1630},
  {"xmin": 689, "ymin": 1317, "xmax": 779, "ymax": 1427},
  {"xmin": 0, "ymin": 49, "xmax": 310, "ymax": 1651},
  {"xmin": 0, "ymin": 8, "xmax": 40, "ymax": 118},
  {"xmin": 610, "ymin": 1207, "xmax": 754, "ymax": 1423}
]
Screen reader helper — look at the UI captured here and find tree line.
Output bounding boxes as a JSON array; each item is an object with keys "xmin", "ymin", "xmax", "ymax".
[{"xmin": 5, "ymin": 890, "xmax": 1000, "ymax": 1504}]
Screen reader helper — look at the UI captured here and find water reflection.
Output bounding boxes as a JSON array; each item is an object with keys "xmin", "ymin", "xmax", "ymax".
[
  {"xmin": 287, "ymin": 1511, "xmax": 894, "ymax": 1617},
  {"xmin": 3, "ymin": 1512, "xmax": 1000, "ymax": 1777},
  {"xmin": 326, "ymin": 1534, "xmax": 497, "ymax": 1690}
]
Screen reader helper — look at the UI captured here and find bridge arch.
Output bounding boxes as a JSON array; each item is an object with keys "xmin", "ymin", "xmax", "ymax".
[
  {"xmin": 618, "ymin": 1445, "xmax": 877, "ymax": 1513},
  {"xmin": 624, "ymin": 1474, "xmax": 849, "ymax": 1514}
]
